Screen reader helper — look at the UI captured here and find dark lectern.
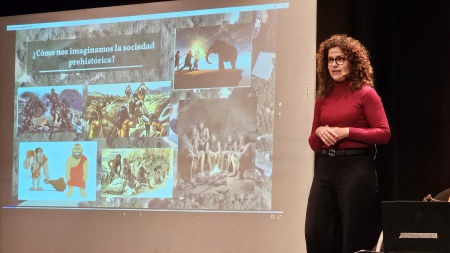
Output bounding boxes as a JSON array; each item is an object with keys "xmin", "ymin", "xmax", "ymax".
[{"xmin": 382, "ymin": 201, "xmax": 450, "ymax": 253}]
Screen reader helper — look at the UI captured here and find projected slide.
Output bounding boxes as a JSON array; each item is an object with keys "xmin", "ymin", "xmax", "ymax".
[{"xmin": 10, "ymin": 3, "xmax": 287, "ymax": 211}]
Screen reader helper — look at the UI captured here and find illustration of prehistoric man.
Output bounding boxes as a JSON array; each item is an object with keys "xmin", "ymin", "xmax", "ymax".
[
  {"xmin": 230, "ymin": 132, "xmax": 253, "ymax": 180},
  {"xmin": 23, "ymin": 149, "xmax": 47, "ymax": 191},
  {"xmin": 175, "ymin": 50, "xmax": 181, "ymax": 70},
  {"xmin": 122, "ymin": 158, "xmax": 137, "ymax": 193},
  {"xmin": 113, "ymin": 106, "xmax": 137, "ymax": 138},
  {"xmin": 205, "ymin": 131, "xmax": 222, "ymax": 172},
  {"xmin": 108, "ymin": 154, "xmax": 122, "ymax": 183},
  {"xmin": 125, "ymin": 84, "xmax": 133, "ymax": 99},
  {"xmin": 137, "ymin": 82, "xmax": 149, "ymax": 101},
  {"xmin": 198, "ymin": 120, "xmax": 209, "ymax": 152},
  {"xmin": 181, "ymin": 125, "xmax": 205, "ymax": 184},
  {"xmin": 58, "ymin": 101, "xmax": 74, "ymax": 130},
  {"xmin": 88, "ymin": 110, "xmax": 102, "ymax": 138},
  {"xmin": 179, "ymin": 50, "xmax": 193, "ymax": 71},
  {"xmin": 192, "ymin": 53, "xmax": 200, "ymax": 71},
  {"xmin": 137, "ymin": 166, "xmax": 151, "ymax": 190},
  {"xmin": 151, "ymin": 121, "xmax": 167, "ymax": 137},
  {"xmin": 128, "ymin": 93, "xmax": 139, "ymax": 120},
  {"xmin": 66, "ymin": 143, "xmax": 88, "ymax": 197},
  {"xmin": 46, "ymin": 88, "xmax": 60, "ymax": 124},
  {"xmin": 135, "ymin": 100, "xmax": 152, "ymax": 137}
]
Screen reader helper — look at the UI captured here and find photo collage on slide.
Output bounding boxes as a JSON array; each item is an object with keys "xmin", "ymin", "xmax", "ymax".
[{"xmin": 12, "ymin": 5, "xmax": 279, "ymax": 211}]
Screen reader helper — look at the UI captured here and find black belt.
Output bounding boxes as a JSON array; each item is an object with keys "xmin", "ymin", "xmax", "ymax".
[{"xmin": 321, "ymin": 148, "xmax": 369, "ymax": 157}]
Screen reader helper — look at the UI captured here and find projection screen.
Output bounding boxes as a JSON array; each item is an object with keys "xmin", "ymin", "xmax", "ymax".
[{"xmin": 0, "ymin": 0, "xmax": 316, "ymax": 252}]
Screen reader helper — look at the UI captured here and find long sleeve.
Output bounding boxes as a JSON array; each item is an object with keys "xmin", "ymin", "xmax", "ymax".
[
  {"xmin": 308, "ymin": 82, "xmax": 391, "ymax": 152},
  {"xmin": 348, "ymin": 86, "xmax": 391, "ymax": 144},
  {"xmin": 308, "ymin": 98, "xmax": 325, "ymax": 152}
]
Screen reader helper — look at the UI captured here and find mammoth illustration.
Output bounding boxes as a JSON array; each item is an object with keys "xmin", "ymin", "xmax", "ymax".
[{"xmin": 205, "ymin": 40, "xmax": 238, "ymax": 70}]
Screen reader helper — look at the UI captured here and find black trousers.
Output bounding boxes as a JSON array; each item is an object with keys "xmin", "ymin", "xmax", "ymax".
[{"xmin": 305, "ymin": 151, "xmax": 381, "ymax": 253}]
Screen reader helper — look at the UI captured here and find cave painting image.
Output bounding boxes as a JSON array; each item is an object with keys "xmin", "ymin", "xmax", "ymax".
[
  {"xmin": 86, "ymin": 81, "xmax": 171, "ymax": 147},
  {"xmin": 175, "ymin": 97, "xmax": 266, "ymax": 195},
  {"xmin": 174, "ymin": 23, "xmax": 253, "ymax": 89},
  {"xmin": 100, "ymin": 148, "xmax": 173, "ymax": 198},
  {"xmin": 17, "ymin": 85, "xmax": 84, "ymax": 139}
]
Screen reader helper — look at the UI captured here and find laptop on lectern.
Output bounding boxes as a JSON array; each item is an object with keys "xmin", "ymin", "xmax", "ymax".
[{"xmin": 382, "ymin": 201, "xmax": 450, "ymax": 253}]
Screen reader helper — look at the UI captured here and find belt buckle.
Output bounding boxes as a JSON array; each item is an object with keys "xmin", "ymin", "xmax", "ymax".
[{"xmin": 328, "ymin": 149, "xmax": 336, "ymax": 157}]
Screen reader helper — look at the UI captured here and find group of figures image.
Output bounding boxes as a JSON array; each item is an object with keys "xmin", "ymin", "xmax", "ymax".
[
  {"xmin": 18, "ymin": 87, "xmax": 83, "ymax": 135},
  {"xmin": 21, "ymin": 143, "xmax": 92, "ymax": 199},
  {"xmin": 174, "ymin": 39, "xmax": 238, "ymax": 72},
  {"xmin": 178, "ymin": 119, "xmax": 260, "ymax": 192},
  {"xmin": 87, "ymin": 82, "xmax": 170, "ymax": 146},
  {"xmin": 101, "ymin": 148, "xmax": 172, "ymax": 197},
  {"xmin": 17, "ymin": 81, "xmax": 170, "ymax": 145},
  {"xmin": 173, "ymin": 23, "xmax": 253, "ymax": 89}
]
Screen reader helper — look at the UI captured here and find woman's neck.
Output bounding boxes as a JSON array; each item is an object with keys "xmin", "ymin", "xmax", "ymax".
[{"xmin": 334, "ymin": 78, "xmax": 350, "ymax": 85}]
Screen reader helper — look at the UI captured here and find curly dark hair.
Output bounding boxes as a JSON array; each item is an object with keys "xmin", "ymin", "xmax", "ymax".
[{"xmin": 316, "ymin": 34, "xmax": 374, "ymax": 97}]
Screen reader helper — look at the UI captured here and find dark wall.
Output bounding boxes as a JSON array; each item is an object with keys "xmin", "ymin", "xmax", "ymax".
[
  {"xmin": 318, "ymin": 0, "xmax": 450, "ymax": 201},
  {"xmin": 0, "ymin": 1, "xmax": 168, "ymax": 17}
]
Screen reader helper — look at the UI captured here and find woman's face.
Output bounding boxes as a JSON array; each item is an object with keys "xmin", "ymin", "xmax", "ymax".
[{"xmin": 327, "ymin": 47, "xmax": 350, "ymax": 82}]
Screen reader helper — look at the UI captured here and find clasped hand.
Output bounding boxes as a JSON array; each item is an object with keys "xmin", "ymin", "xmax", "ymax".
[{"xmin": 315, "ymin": 125, "xmax": 349, "ymax": 146}]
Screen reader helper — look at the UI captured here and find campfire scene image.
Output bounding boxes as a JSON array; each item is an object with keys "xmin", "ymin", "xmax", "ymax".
[
  {"xmin": 17, "ymin": 85, "xmax": 84, "ymax": 141},
  {"xmin": 174, "ymin": 22, "xmax": 253, "ymax": 90},
  {"xmin": 86, "ymin": 81, "xmax": 171, "ymax": 147},
  {"xmin": 175, "ymin": 97, "xmax": 262, "ymax": 196},
  {"xmin": 100, "ymin": 148, "xmax": 173, "ymax": 198}
]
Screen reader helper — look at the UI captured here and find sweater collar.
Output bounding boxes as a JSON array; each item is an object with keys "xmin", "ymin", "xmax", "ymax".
[{"xmin": 334, "ymin": 79, "xmax": 351, "ymax": 86}]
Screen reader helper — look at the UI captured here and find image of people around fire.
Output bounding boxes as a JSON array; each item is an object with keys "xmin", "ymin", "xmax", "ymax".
[{"xmin": 175, "ymin": 97, "xmax": 265, "ymax": 195}]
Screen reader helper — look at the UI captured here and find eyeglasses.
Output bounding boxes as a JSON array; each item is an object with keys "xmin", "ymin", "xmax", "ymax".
[{"xmin": 328, "ymin": 56, "xmax": 346, "ymax": 66}]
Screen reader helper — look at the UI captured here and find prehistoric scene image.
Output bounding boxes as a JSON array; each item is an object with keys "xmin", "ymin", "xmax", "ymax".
[
  {"xmin": 12, "ymin": 8, "xmax": 277, "ymax": 210},
  {"xmin": 100, "ymin": 148, "xmax": 173, "ymax": 198},
  {"xmin": 17, "ymin": 85, "xmax": 84, "ymax": 141},
  {"xmin": 175, "ymin": 97, "xmax": 266, "ymax": 196},
  {"xmin": 17, "ymin": 141, "xmax": 97, "ymax": 203},
  {"xmin": 86, "ymin": 81, "xmax": 171, "ymax": 148},
  {"xmin": 174, "ymin": 22, "xmax": 253, "ymax": 89}
]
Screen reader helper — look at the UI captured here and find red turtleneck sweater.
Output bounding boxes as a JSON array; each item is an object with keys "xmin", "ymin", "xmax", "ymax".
[{"xmin": 308, "ymin": 80, "xmax": 391, "ymax": 152}]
